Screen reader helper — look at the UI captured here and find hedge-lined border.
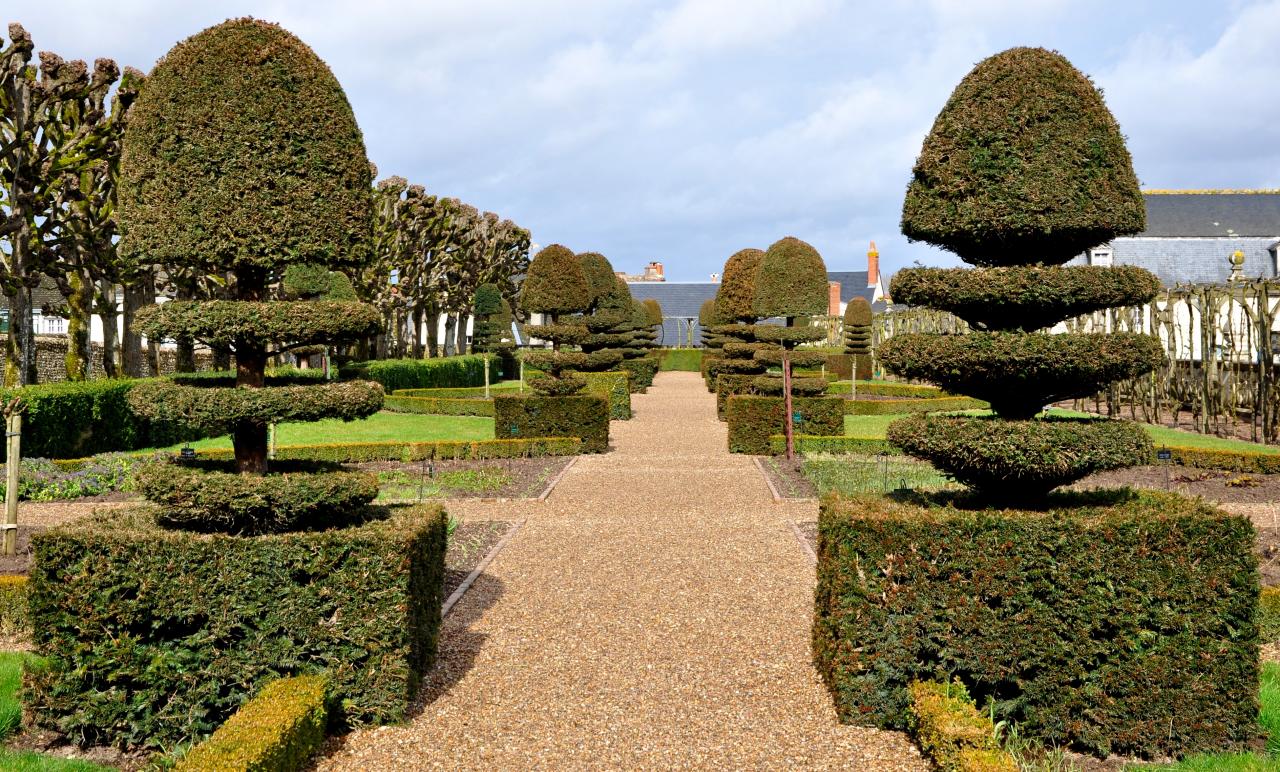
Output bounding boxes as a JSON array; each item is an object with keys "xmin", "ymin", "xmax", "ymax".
[
  {"xmin": 176, "ymin": 675, "xmax": 329, "ymax": 772},
  {"xmin": 908, "ymin": 680, "xmax": 1018, "ymax": 772},
  {"xmin": 843, "ymin": 396, "xmax": 988, "ymax": 415},
  {"xmin": 0, "ymin": 575, "xmax": 26, "ymax": 637},
  {"xmin": 826, "ymin": 381, "xmax": 945, "ymax": 397},
  {"xmin": 192, "ymin": 438, "xmax": 582, "ymax": 463},
  {"xmin": 383, "ymin": 395, "xmax": 495, "ymax": 417}
]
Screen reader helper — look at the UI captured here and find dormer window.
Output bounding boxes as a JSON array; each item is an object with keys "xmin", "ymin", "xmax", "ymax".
[{"xmin": 1089, "ymin": 247, "xmax": 1113, "ymax": 267}]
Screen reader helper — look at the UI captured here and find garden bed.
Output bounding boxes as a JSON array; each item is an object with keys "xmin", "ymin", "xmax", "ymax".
[{"xmin": 353, "ymin": 457, "xmax": 569, "ymax": 501}]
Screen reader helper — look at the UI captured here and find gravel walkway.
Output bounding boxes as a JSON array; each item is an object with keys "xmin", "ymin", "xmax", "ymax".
[{"xmin": 319, "ymin": 372, "xmax": 923, "ymax": 770}]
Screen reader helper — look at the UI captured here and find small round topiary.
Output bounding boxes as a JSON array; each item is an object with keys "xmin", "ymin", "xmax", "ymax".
[
  {"xmin": 843, "ymin": 297, "xmax": 872, "ymax": 356},
  {"xmin": 753, "ymin": 237, "xmax": 829, "ymax": 321},
  {"xmin": 577, "ymin": 252, "xmax": 618, "ymax": 310},
  {"xmin": 715, "ymin": 248, "xmax": 764, "ymax": 322},
  {"xmin": 119, "ymin": 18, "xmax": 373, "ymax": 277},
  {"xmin": 900, "ymin": 47, "xmax": 1144, "ymax": 266},
  {"xmin": 520, "ymin": 244, "xmax": 591, "ymax": 320}
]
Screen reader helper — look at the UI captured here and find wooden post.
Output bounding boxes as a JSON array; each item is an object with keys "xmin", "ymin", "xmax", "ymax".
[
  {"xmin": 519, "ymin": 354, "xmax": 525, "ymax": 394},
  {"xmin": 4, "ymin": 405, "xmax": 22, "ymax": 557},
  {"xmin": 783, "ymin": 348, "xmax": 795, "ymax": 461},
  {"xmin": 484, "ymin": 353, "xmax": 491, "ymax": 399}
]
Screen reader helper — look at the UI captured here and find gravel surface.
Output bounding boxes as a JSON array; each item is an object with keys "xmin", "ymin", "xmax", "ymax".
[{"xmin": 319, "ymin": 372, "xmax": 923, "ymax": 770}]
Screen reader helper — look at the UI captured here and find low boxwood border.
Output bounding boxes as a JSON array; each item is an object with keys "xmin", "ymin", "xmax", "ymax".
[
  {"xmin": 383, "ymin": 396, "xmax": 495, "ymax": 417},
  {"xmin": 826, "ymin": 381, "xmax": 945, "ymax": 398},
  {"xmin": 843, "ymin": 396, "xmax": 988, "ymax": 415},
  {"xmin": 908, "ymin": 679, "xmax": 1017, "ymax": 772},
  {"xmin": 190, "ymin": 438, "xmax": 583, "ymax": 463},
  {"xmin": 176, "ymin": 674, "xmax": 329, "ymax": 772}
]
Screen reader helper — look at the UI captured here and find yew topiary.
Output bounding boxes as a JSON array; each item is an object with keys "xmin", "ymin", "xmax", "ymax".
[
  {"xmin": 900, "ymin": 47, "xmax": 1144, "ymax": 267},
  {"xmin": 578, "ymin": 252, "xmax": 618, "ymax": 311},
  {"xmin": 118, "ymin": 19, "xmax": 384, "ymax": 530},
  {"xmin": 843, "ymin": 297, "xmax": 872, "ymax": 356},
  {"xmin": 471, "ymin": 283, "xmax": 508, "ymax": 354},
  {"xmin": 883, "ymin": 47, "xmax": 1164, "ymax": 500},
  {"xmin": 754, "ymin": 237, "xmax": 830, "ymax": 321},
  {"xmin": 715, "ymin": 248, "xmax": 764, "ymax": 322},
  {"xmin": 520, "ymin": 244, "xmax": 590, "ymax": 321}
]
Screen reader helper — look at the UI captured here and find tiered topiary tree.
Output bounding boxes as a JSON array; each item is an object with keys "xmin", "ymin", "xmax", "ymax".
[
  {"xmin": 843, "ymin": 296, "xmax": 872, "ymax": 396},
  {"xmin": 574, "ymin": 252, "xmax": 628, "ymax": 374},
  {"xmin": 520, "ymin": 244, "xmax": 592, "ymax": 395},
  {"xmin": 698, "ymin": 299, "xmax": 719, "ymax": 348},
  {"xmin": 709, "ymin": 248, "xmax": 768, "ymax": 401},
  {"xmin": 471, "ymin": 282, "xmax": 509, "ymax": 354},
  {"xmin": 751, "ymin": 236, "xmax": 830, "ymax": 459},
  {"xmin": 119, "ymin": 18, "xmax": 384, "ymax": 533},
  {"xmin": 882, "ymin": 46, "xmax": 1163, "ymax": 502}
]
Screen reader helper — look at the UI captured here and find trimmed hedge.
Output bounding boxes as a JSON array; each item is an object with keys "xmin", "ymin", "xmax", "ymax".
[
  {"xmin": 392, "ymin": 385, "xmax": 516, "ymax": 399},
  {"xmin": 494, "ymin": 395, "xmax": 609, "ymax": 453},
  {"xmin": 844, "ymin": 396, "xmax": 988, "ymax": 415},
  {"xmin": 27, "ymin": 505, "xmax": 449, "ymax": 750},
  {"xmin": 908, "ymin": 680, "xmax": 1017, "ymax": 772},
  {"xmin": 176, "ymin": 674, "xmax": 329, "ymax": 772},
  {"xmin": 726, "ymin": 395, "xmax": 843, "ymax": 454},
  {"xmin": 1263, "ymin": 587, "xmax": 1280, "ymax": 645},
  {"xmin": 769, "ymin": 435, "xmax": 899, "ymax": 456},
  {"xmin": 0, "ymin": 575, "xmax": 27, "ymax": 637},
  {"xmin": 0, "ymin": 379, "xmax": 201, "ymax": 461},
  {"xmin": 658, "ymin": 349, "xmax": 702, "ymax": 371},
  {"xmin": 581, "ymin": 371, "xmax": 632, "ymax": 420},
  {"xmin": 814, "ymin": 491, "xmax": 1259, "ymax": 758},
  {"xmin": 128, "ymin": 379, "xmax": 384, "ymax": 437},
  {"xmin": 383, "ymin": 395, "xmax": 495, "ymax": 417},
  {"xmin": 339, "ymin": 355, "xmax": 499, "ymax": 393},
  {"xmin": 192, "ymin": 438, "xmax": 583, "ymax": 463},
  {"xmin": 620, "ymin": 357, "xmax": 658, "ymax": 392},
  {"xmin": 716, "ymin": 373, "xmax": 759, "ymax": 419},
  {"xmin": 826, "ymin": 381, "xmax": 944, "ymax": 398},
  {"xmin": 1168, "ymin": 446, "xmax": 1280, "ymax": 474}
]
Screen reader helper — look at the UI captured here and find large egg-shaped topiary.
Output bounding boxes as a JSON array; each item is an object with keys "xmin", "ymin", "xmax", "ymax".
[
  {"xmin": 753, "ymin": 236, "xmax": 828, "ymax": 320},
  {"xmin": 119, "ymin": 18, "xmax": 373, "ymax": 279},
  {"xmin": 578, "ymin": 252, "xmax": 618, "ymax": 309},
  {"xmin": 715, "ymin": 248, "xmax": 764, "ymax": 322},
  {"xmin": 520, "ymin": 244, "xmax": 591, "ymax": 319},
  {"xmin": 900, "ymin": 47, "xmax": 1144, "ymax": 266}
]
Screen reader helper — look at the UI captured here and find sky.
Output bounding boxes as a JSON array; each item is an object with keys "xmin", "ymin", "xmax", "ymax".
[{"xmin": 7, "ymin": 1, "xmax": 1280, "ymax": 281}]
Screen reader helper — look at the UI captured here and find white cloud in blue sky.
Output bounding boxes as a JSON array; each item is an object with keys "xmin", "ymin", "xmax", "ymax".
[{"xmin": 10, "ymin": 0, "xmax": 1280, "ymax": 279}]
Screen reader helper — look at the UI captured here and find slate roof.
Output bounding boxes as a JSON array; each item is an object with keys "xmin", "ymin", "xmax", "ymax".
[
  {"xmin": 1141, "ymin": 193, "xmax": 1280, "ymax": 238},
  {"xmin": 627, "ymin": 271, "xmax": 878, "ymax": 347}
]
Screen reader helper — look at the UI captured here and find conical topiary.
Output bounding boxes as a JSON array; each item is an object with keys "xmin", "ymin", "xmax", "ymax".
[
  {"xmin": 120, "ymin": 18, "xmax": 384, "ymax": 533},
  {"xmin": 843, "ymin": 296, "xmax": 872, "ymax": 386},
  {"xmin": 521, "ymin": 244, "xmax": 592, "ymax": 395},
  {"xmin": 472, "ymin": 282, "xmax": 509, "ymax": 353},
  {"xmin": 882, "ymin": 47, "xmax": 1162, "ymax": 502},
  {"xmin": 900, "ymin": 47, "xmax": 1145, "ymax": 267}
]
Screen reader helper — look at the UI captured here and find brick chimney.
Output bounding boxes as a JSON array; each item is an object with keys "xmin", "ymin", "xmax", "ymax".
[
  {"xmin": 867, "ymin": 241, "xmax": 879, "ymax": 288},
  {"xmin": 644, "ymin": 261, "xmax": 665, "ymax": 281},
  {"xmin": 828, "ymin": 281, "xmax": 841, "ymax": 316}
]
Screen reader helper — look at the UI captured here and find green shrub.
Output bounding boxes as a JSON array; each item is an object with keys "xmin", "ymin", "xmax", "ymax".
[
  {"xmin": 383, "ymin": 395, "xmax": 495, "ymax": 417},
  {"xmin": 908, "ymin": 679, "xmax": 1017, "ymax": 772},
  {"xmin": 192, "ymin": 438, "xmax": 582, "ymax": 463},
  {"xmin": 27, "ymin": 505, "xmax": 448, "ymax": 750},
  {"xmin": 754, "ymin": 236, "xmax": 829, "ymax": 320},
  {"xmin": 520, "ymin": 244, "xmax": 591, "ymax": 318},
  {"xmin": 619, "ymin": 357, "xmax": 658, "ymax": 391},
  {"xmin": 0, "ymin": 576, "xmax": 27, "ymax": 637},
  {"xmin": 716, "ymin": 374, "xmax": 760, "ymax": 419},
  {"xmin": 177, "ymin": 675, "xmax": 329, "ymax": 772},
  {"xmin": 581, "ymin": 371, "xmax": 631, "ymax": 420},
  {"xmin": 844, "ymin": 396, "xmax": 988, "ymax": 415},
  {"xmin": 659, "ymin": 349, "xmax": 702, "ymax": 371},
  {"xmin": 339, "ymin": 355, "xmax": 497, "ymax": 393},
  {"xmin": 715, "ymin": 248, "xmax": 765, "ymax": 322},
  {"xmin": 1167, "ymin": 447, "xmax": 1280, "ymax": 474},
  {"xmin": 1262, "ymin": 587, "xmax": 1280, "ymax": 645},
  {"xmin": 813, "ymin": 491, "xmax": 1258, "ymax": 758},
  {"xmin": 900, "ymin": 47, "xmax": 1144, "ymax": 266},
  {"xmin": 726, "ymin": 395, "xmax": 843, "ymax": 454},
  {"xmin": 391, "ymin": 384, "xmax": 518, "ymax": 399},
  {"xmin": 826, "ymin": 381, "xmax": 945, "ymax": 398},
  {"xmin": 494, "ymin": 395, "xmax": 609, "ymax": 453}
]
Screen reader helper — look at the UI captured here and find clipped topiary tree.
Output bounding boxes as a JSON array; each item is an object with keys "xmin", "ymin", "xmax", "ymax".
[
  {"xmin": 520, "ymin": 244, "xmax": 592, "ymax": 395},
  {"xmin": 707, "ymin": 248, "xmax": 768, "ymax": 400},
  {"xmin": 882, "ymin": 46, "xmax": 1163, "ymax": 501},
  {"xmin": 752, "ymin": 236, "xmax": 830, "ymax": 459},
  {"xmin": 698, "ymin": 299, "xmax": 719, "ymax": 348},
  {"xmin": 471, "ymin": 282, "xmax": 508, "ymax": 354},
  {"xmin": 843, "ymin": 296, "xmax": 873, "ymax": 397},
  {"xmin": 715, "ymin": 248, "xmax": 764, "ymax": 322},
  {"xmin": 120, "ymin": 18, "xmax": 384, "ymax": 530}
]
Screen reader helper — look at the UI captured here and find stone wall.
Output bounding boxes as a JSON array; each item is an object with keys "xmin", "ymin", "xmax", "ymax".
[{"xmin": 1, "ymin": 336, "xmax": 215, "ymax": 384}]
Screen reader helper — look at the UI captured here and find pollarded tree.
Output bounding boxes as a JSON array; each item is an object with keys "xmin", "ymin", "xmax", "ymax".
[
  {"xmin": 521, "ymin": 244, "xmax": 591, "ymax": 395},
  {"xmin": 883, "ymin": 47, "xmax": 1162, "ymax": 501},
  {"xmin": 753, "ymin": 236, "xmax": 829, "ymax": 459},
  {"xmin": 120, "ymin": 18, "xmax": 383, "ymax": 532}
]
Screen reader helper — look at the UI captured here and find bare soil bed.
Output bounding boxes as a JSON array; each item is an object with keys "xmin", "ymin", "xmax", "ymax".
[
  {"xmin": 759, "ymin": 457, "xmax": 818, "ymax": 499},
  {"xmin": 444, "ymin": 520, "xmax": 513, "ymax": 599},
  {"xmin": 1073, "ymin": 465, "xmax": 1280, "ymax": 504}
]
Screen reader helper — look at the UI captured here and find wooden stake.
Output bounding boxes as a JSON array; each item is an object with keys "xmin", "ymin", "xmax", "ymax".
[
  {"xmin": 4, "ymin": 410, "xmax": 21, "ymax": 557},
  {"xmin": 783, "ymin": 349, "xmax": 795, "ymax": 461},
  {"xmin": 484, "ymin": 353, "xmax": 491, "ymax": 399}
]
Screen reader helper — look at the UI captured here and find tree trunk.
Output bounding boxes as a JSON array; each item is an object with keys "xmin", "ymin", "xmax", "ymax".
[
  {"xmin": 426, "ymin": 311, "xmax": 440, "ymax": 357},
  {"xmin": 213, "ymin": 346, "xmax": 231, "ymax": 371},
  {"xmin": 4, "ymin": 284, "xmax": 33, "ymax": 387},
  {"xmin": 411, "ymin": 307, "xmax": 424, "ymax": 359},
  {"xmin": 443, "ymin": 316, "xmax": 456, "ymax": 356},
  {"xmin": 122, "ymin": 270, "xmax": 153, "ymax": 377},
  {"xmin": 175, "ymin": 283, "xmax": 196, "ymax": 373},
  {"xmin": 97, "ymin": 279, "xmax": 118, "ymax": 379},
  {"xmin": 455, "ymin": 308, "xmax": 470, "ymax": 355},
  {"xmin": 64, "ymin": 272, "xmax": 93, "ymax": 381},
  {"xmin": 233, "ymin": 341, "xmax": 269, "ymax": 474}
]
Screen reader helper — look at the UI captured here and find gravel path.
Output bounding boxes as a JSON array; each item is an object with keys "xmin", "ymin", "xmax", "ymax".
[{"xmin": 319, "ymin": 372, "xmax": 923, "ymax": 770}]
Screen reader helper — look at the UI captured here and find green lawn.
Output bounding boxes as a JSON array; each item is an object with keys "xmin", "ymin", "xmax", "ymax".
[
  {"xmin": 844, "ymin": 410, "xmax": 1280, "ymax": 455},
  {"xmin": 151, "ymin": 412, "xmax": 495, "ymax": 452},
  {"xmin": 803, "ymin": 453, "xmax": 957, "ymax": 496},
  {"xmin": 0, "ymin": 653, "xmax": 113, "ymax": 771},
  {"xmin": 1150, "ymin": 661, "xmax": 1280, "ymax": 770}
]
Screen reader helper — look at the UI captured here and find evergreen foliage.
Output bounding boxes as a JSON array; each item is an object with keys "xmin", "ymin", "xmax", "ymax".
[
  {"xmin": 715, "ymin": 248, "xmax": 764, "ymax": 322},
  {"xmin": 520, "ymin": 244, "xmax": 590, "ymax": 320},
  {"xmin": 753, "ymin": 237, "xmax": 829, "ymax": 320},
  {"xmin": 844, "ymin": 297, "xmax": 872, "ymax": 356}
]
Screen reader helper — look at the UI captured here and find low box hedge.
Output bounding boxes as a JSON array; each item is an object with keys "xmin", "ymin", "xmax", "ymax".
[
  {"xmin": 0, "ymin": 575, "xmax": 26, "ymax": 637},
  {"xmin": 814, "ymin": 491, "xmax": 1259, "ymax": 758},
  {"xmin": 701, "ymin": 356, "xmax": 721, "ymax": 391},
  {"xmin": 494, "ymin": 395, "xmax": 609, "ymax": 453},
  {"xmin": 659, "ymin": 348, "xmax": 702, "ymax": 371},
  {"xmin": 908, "ymin": 679, "xmax": 1017, "ymax": 772},
  {"xmin": 726, "ymin": 395, "xmax": 843, "ymax": 454},
  {"xmin": 581, "ymin": 371, "xmax": 632, "ymax": 420},
  {"xmin": 843, "ymin": 396, "xmax": 988, "ymax": 415},
  {"xmin": 392, "ymin": 384, "xmax": 515, "ymax": 398},
  {"xmin": 1166, "ymin": 446, "xmax": 1280, "ymax": 474},
  {"xmin": 768, "ymin": 434, "xmax": 899, "ymax": 456},
  {"xmin": 716, "ymin": 373, "xmax": 759, "ymax": 419},
  {"xmin": 26, "ymin": 505, "xmax": 448, "ymax": 750},
  {"xmin": 1263, "ymin": 586, "xmax": 1280, "ymax": 645},
  {"xmin": 176, "ymin": 674, "xmax": 329, "ymax": 772},
  {"xmin": 826, "ymin": 381, "xmax": 945, "ymax": 398},
  {"xmin": 192, "ymin": 437, "xmax": 582, "ymax": 463},
  {"xmin": 383, "ymin": 395, "xmax": 495, "ymax": 417},
  {"xmin": 339, "ymin": 355, "xmax": 498, "ymax": 392},
  {"xmin": 620, "ymin": 357, "xmax": 658, "ymax": 392}
]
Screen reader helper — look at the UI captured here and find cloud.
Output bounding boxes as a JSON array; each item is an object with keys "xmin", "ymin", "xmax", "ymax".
[{"xmin": 637, "ymin": 0, "xmax": 837, "ymax": 56}]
